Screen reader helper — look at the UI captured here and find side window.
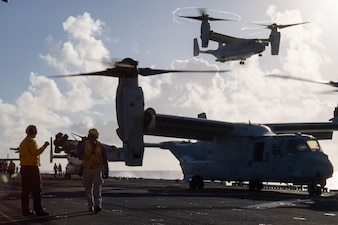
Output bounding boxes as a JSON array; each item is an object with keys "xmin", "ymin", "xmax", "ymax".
[
  {"xmin": 285, "ymin": 139, "xmax": 309, "ymax": 154},
  {"xmin": 253, "ymin": 142, "xmax": 265, "ymax": 162},
  {"xmin": 272, "ymin": 138, "xmax": 286, "ymax": 157}
]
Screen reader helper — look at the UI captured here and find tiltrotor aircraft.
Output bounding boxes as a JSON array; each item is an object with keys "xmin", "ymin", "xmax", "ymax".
[
  {"xmin": 179, "ymin": 9, "xmax": 308, "ymax": 64},
  {"xmin": 50, "ymin": 133, "xmax": 121, "ymax": 178},
  {"xmin": 51, "ymin": 58, "xmax": 338, "ymax": 195}
]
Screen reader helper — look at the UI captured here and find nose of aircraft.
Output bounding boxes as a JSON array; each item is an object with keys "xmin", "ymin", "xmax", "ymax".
[
  {"xmin": 296, "ymin": 153, "xmax": 334, "ymax": 181},
  {"xmin": 317, "ymin": 154, "xmax": 334, "ymax": 179}
]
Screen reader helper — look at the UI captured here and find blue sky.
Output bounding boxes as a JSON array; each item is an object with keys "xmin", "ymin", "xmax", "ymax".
[{"xmin": 1, "ymin": 0, "xmax": 338, "ymax": 188}]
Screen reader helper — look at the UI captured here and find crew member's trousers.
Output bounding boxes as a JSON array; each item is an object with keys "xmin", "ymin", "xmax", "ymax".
[
  {"xmin": 82, "ymin": 168, "xmax": 104, "ymax": 208},
  {"xmin": 21, "ymin": 166, "xmax": 44, "ymax": 214}
]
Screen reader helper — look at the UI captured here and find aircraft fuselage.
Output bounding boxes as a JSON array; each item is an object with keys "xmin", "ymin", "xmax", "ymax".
[
  {"xmin": 203, "ymin": 40, "xmax": 266, "ymax": 63},
  {"xmin": 160, "ymin": 131, "xmax": 333, "ymax": 194}
]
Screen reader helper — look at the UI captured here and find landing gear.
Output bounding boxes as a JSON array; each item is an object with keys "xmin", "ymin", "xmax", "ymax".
[
  {"xmin": 308, "ymin": 183, "xmax": 322, "ymax": 196},
  {"xmin": 189, "ymin": 175, "xmax": 204, "ymax": 189},
  {"xmin": 249, "ymin": 180, "xmax": 263, "ymax": 191},
  {"xmin": 239, "ymin": 60, "xmax": 245, "ymax": 65}
]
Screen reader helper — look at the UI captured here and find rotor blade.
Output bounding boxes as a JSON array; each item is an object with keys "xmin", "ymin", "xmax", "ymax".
[
  {"xmin": 209, "ymin": 17, "xmax": 233, "ymax": 21},
  {"xmin": 99, "ymin": 58, "xmax": 120, "ymax": 68},
  {"xmin": 316, "ymin": 89, "xmax": 338, "ymax": 94},
  {"xmin": 138, "ymin": 68, "xmax": 230, "ymax": 76},
  {"xmin": 266, "ymin": 74, "xmax": 338, "ymax": 87},
  {"xmin": 179, "ymin": 8, "xmax": 234, "ymax": 22},
  {"xmin": 50, "ymin": 68, "xmax": 229, "ymax": 78},
  {"xmin": 253, "ymin": 22, "xmax": 309, "ymax": 29},
  {"xmin": 179, "ymin": 15, "xmax": 231, "ymax": 21},
  {"xmin": 49, "ymin": 68, "xmax": 120, "ymax": 78},
  {"xmin": 179, "ymin": 15, "xmax": 204, "ymax": 20},
  {"xmin": 276, "ymin": 22, "xmax": 309, "ymax": 29}
]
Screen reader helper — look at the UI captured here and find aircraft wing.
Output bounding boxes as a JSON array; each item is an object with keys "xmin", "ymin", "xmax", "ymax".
[
  {"xmin": 145, "ymin": 110, "xmax": 338, "ymax": 140},
  {"xmin": 145, "ymin": 113, "xmax": 235, "ymax": 141},
  {"xmin": 266, "ymin": 122, "xmax": 338, "ymax": 140},
  {"xmin": 209, "ymin": 31, "xmax": 248, "ymax": 44}
]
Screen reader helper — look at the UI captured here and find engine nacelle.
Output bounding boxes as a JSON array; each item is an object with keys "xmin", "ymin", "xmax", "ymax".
[
  {"xmin": 53, "ymin": 133, "xmax": 78, "ymax": 154},
  {"xmin": 270, "ymin": 31, "xmax": 281, "ymax": 55},
  {"xmin": 200, "ymin": 20, "xmax": 210, "ymax": 48},
  {"xmin": 116, "ymin": 82, "xmax": 145, "ymax": 166}
]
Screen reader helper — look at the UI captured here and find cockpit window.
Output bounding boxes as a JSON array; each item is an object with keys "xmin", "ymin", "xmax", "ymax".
[
  {"xmin": 306, "ymin": 139, "xmax": 322, "ymax": 152},
  {"xmin": 285, "ymin": 139, "xmax": 310, "ymax": 153},
  {"xmin": 272, "ymin": 136, "xmax": 322, "ymax": 156}
]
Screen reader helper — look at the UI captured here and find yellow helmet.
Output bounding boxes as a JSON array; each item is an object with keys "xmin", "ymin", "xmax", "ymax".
[{"xmin": 88, "ymin": 128, "xmax": 99, "ymax": 138}]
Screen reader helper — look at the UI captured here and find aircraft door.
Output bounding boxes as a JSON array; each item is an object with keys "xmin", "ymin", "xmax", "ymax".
[{"xmin": 251, "ymin": 142, "xmax": 266, "ymax": 179}]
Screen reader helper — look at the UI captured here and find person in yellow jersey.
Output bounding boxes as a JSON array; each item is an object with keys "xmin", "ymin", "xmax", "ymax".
[
  {"xmin": 78, "ymin": 128, "xmax": 108, "ymax": 214},
  {"xmin": 19, "ymin": 125, "xmax": 50, "ymax": 216}
]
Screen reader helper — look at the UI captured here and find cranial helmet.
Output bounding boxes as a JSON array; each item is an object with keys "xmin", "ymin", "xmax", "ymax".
[
  {"xmin": 88, "ymin": 128, "xmax": 99, "ymax": 138},
  {"xmin": 26, "ymin": 125, "xmax": 37, "ymax": 135}
]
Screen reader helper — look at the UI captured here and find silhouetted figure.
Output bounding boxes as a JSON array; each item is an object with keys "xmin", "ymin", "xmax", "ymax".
[
  {"xmin": 58, "ymin": 163, "xmax": 62, "ymax": 177},
  {"xmin": 77, "ymin": 128, "xmax": 108, "ymax": 214},
  {"xmin": 19, "ymin": 125, "xmax": 50, "ymax": 217},
  {"xmin": 53, "ymin": 163, "xmax": 57, "ymax": 177},
  {"xmin": 7, "ymin": 160, "xmax": 15, "ymax": 179}
]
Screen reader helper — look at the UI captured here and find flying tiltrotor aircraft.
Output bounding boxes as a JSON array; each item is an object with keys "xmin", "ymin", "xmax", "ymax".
[
  {"xmin": 179, "ymin": 9, "xmax": 308, "ymax": 64},
  {"xmin": 51, "ymin": 58, "xmax": 338, "ymax": 195}
]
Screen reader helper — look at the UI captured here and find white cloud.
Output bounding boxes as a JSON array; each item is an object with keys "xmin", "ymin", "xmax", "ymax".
[{"xmin": 40, "ymin": 12, "xmax": 110, "ymax": 73}]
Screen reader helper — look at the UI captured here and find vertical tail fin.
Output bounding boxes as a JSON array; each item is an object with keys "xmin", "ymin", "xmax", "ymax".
[
  {"xmin": 50, "ymin": 137, "xmax": 53, "ymax": 163},
  {"xmin": 330, "ymin": 105, "xmax": 338, "ymax": 123},
  {"xmin": 193, "ymin": 38, "xmax": 200, "ymax": 56}
]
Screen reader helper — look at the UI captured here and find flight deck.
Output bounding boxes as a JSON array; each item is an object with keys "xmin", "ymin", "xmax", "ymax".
[{"xmin": 1, "ymin": 174, "xmax": 337, "ymax": 225}]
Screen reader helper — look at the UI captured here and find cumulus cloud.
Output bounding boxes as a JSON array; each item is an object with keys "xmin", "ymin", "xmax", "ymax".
[
  {"xmin": 40, "ymin": 12, "xmax": 117, "ymax": 106},
  {"xmin": 41, "ymin": 12, "xmax": 109, "ymax": 73},
  {"xmin": 267, "ymin": 5, "xmax": 330, "ymax": 78}
]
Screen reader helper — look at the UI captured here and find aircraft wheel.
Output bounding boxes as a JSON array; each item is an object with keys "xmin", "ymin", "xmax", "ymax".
[
  {"xmin": 315, "ymin": 186, "xmax": 322, "ymax": 196},
  {"xmin": 189, "ymin": 175, "xmax": 204, "ymax": 189},
  {"xmin": 249, "ymin": 181, "xmax": 263, "ymax": 191},
  {"xmin": 308, "ymin": 183, "xmax": 322, "ymax": 196}
]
